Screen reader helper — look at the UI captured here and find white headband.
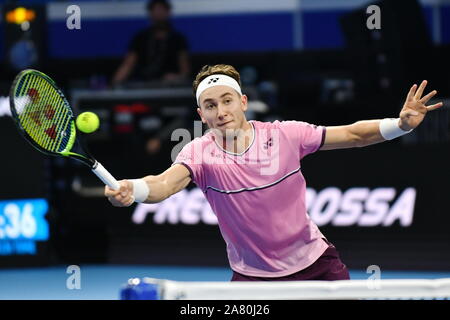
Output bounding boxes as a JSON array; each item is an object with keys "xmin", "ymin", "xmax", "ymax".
[{"xmin": 196, "ymin": 74, "xmax": 242, "ymax": 106}]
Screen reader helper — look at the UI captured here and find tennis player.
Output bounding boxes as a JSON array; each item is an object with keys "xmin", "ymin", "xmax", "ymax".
[{"xmin": 105, "ymin": 64, "xmax": 442, "ymax": 281}]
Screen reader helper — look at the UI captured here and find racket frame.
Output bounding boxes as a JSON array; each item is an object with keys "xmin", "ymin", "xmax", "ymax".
[{"xmin": 9, "ymin": 69, "xmax": 120, "ymax": 190}]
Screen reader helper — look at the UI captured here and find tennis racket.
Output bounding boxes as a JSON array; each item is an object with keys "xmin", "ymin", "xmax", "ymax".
[{"xmin": 9, "ymin": 69, "xmax": 120, "ymax": 190}]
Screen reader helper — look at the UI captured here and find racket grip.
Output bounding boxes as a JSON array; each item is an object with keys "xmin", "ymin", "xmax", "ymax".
[{"xmin": 92, "ymin": 161, "xmax": 120, "ymax": 190}]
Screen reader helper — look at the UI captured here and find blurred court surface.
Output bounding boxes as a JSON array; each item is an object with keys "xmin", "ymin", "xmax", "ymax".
[{"xmin": 1, "ymin": 266, "xmax": 450, "ymax": 300}]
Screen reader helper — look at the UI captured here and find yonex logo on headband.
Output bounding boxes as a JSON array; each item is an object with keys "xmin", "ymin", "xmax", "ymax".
[
  {"xmin": 208, "ymin": 78, "xmax": 219, "ymax": 84},
  {"xmin": 196, "ymin": 74, "xmax": 243, "ymax": 106}
]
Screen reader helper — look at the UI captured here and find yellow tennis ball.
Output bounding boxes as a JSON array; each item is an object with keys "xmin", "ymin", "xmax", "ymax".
[{"xmin": 76, "ymin": 112, "xmax": 100, "ymax": 133}]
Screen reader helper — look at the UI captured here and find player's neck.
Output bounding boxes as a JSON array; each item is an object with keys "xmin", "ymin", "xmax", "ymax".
[{"xmin": 219, "ymin": 121, "xmax": 254, "ymax": 154}]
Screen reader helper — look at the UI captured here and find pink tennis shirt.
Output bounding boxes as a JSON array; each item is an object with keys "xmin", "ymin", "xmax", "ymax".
[{"xmin": 174, "ymin": 120, "xmax": 329, "ymax": 277}]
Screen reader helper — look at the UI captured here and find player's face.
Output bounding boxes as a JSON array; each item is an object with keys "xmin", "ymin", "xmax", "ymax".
[{"xmin": 197, "ymin": 86, "xmax": 248, "ymax": 135}]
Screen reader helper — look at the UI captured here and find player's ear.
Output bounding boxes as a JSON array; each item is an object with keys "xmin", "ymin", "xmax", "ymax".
[
  {"xmin": 197, "ymin": 107, "xmax": 206, "ymax": 124},
  {"xmin": 241, "ymin": 94, "xmax": 248, "ymax": 112}
]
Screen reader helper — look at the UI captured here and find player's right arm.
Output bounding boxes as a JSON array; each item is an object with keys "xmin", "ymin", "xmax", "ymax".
[{"xmin": 105, "ymin": 164, "xmax": 191, "ymax": 207}]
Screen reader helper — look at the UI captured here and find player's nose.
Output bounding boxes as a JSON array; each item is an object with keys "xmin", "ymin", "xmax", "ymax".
[{"xmin": 217, "ymin": 104, "xmax": 228, "ymax": 119}]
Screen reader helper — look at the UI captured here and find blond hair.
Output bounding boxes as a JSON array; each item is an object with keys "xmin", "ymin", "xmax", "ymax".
[{"xmin": 192, "ymin": 64, "xmax": 241, "ymax": 95}]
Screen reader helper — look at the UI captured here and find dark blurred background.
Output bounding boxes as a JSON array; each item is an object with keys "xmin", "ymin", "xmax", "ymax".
[{"xmin": 0, "ymin": 0, "xmax": 449, "ymax": 276}]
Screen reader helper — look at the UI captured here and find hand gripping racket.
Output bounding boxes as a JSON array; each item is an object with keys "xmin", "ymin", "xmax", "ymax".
[{"xmin": 9, "ymin": 69, "xmax": 120, "ymax": 190}]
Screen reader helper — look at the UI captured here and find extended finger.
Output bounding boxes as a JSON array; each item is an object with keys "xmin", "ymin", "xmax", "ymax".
[
  {"xmin": 426, "ymin": 102, "xmax": 443, "ymax": 112},
  {"xmin": 420, "ymin": 90, "xmax": 437, "ymax": 104},
  {"xmin": 414, "ymin": 80, "xmax": 427, "ymax": 100},
  {"xmin": 406, "ymin": 84, "xmax": 417, "ymax": 101}
]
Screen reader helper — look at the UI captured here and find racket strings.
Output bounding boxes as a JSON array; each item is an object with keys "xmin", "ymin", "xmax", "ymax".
[
  {"xmin": 19, "ymin": 75, "xmax": 55, "ymax": 150},
  {"xmin": 28, "ymin": 76, "xmax": 66, "ymax": 151},
  {"xmin": 14, "ymin": 73, "xmax": 74, "ymax": 153},
  {"xmin": 17, "ymin": 75, "xmax": 48, "ymax": 146}
]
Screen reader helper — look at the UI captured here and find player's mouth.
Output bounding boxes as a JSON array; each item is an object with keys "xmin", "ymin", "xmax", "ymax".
[{"xmin": 217, "ymin": 120, "xmax": 233, "ymax": 127}]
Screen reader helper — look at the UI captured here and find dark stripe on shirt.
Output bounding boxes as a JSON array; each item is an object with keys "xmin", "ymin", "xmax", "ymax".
[{"xmin": 205, "ymin": 166, "xmax": 301, "ymax": 195}]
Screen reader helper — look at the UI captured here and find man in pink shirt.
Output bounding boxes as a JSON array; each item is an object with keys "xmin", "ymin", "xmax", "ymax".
[{"xmin": 105, "ymin": 64, "xmax": 442, "ymax": 281}]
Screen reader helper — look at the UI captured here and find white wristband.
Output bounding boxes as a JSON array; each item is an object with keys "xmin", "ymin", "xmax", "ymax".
[
  {"xmin": 130, "ymin": 179, "xmax": 150, "ymax": 203},
  {"xmin": 379, "ymin": 118, "xmax": 413, "ymax": 140}
]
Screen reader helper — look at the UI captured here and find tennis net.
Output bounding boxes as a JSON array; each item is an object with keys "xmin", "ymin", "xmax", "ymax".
[{"xmin": 121, "ymin": 277, "xmax": 450, "ymax": 300}]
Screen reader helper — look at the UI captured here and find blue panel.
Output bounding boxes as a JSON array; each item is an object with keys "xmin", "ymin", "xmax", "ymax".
[
  {"xmin": 48, "ymin": 19, "xmax": 149, "ymax": 58},
  {"xmin": 442, "ymin": 5, "xmax": 450, "ymax": 44},
  {"xmin": 301, "ymin": 10, "xmax": 348, "ymax": 49},
  {"xmin": 0, "ymin": 198, "xmax": 49, "ymax": 241},
  {"xmin": 302, "ymin": 6, "xmax": 435, "ymax": 49},
  {"xmin": 422, "ymin": 6, "xmax": 434, "ymax": 40},
  {"xmin": 173, "ymin": 13, "xmax": 294, "ymax": 53},
  {"xmin": 0, "ymin": 0, "xmax": 99, "ymax": 3},
  {"xmin": 48, "ymin": 13, "xmax": 294, "ymax": 58}
]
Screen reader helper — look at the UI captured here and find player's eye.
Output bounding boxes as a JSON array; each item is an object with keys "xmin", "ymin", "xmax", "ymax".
[{"xmin": 224, "ymin": 99, "xmax": 232, "ymax": 104}]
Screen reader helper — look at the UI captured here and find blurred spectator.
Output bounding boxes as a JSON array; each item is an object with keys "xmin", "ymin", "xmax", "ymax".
[
  {"xmin": 112, "ymin": 0, "xmax": 190, "ymax": 87},
  {"xmin": 145, "ymin": 117, "xmax": 187, "ymax": 154}
]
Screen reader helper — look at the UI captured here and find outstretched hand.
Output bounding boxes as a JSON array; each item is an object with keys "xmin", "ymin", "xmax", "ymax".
[{"xmin": 399, "ymin": 80, "xmax": 443, "ymax": 131}]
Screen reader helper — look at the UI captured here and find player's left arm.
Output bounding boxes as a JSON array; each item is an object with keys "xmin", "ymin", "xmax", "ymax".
[{"xmin": 320, "ymin": 80, "xmax": 443, "ymax": 151}]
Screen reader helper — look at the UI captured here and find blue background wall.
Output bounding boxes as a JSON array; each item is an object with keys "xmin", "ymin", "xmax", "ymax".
[{"xmin": 1, "ymin": 0, "xmax": 449, "ymax": 59}]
